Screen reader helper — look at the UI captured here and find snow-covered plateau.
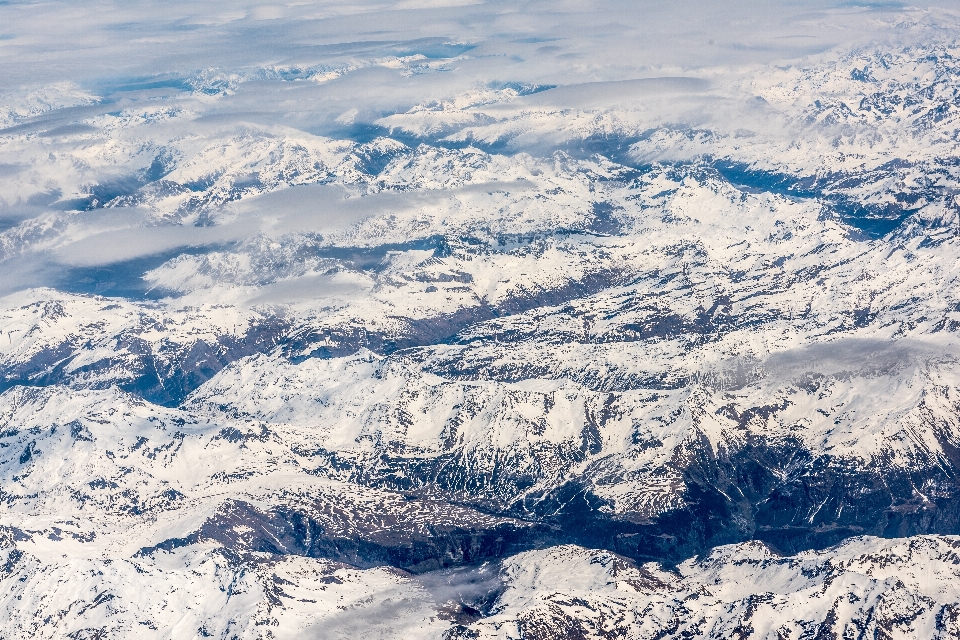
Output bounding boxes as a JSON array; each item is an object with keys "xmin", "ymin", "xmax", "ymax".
[{"xmin": 5, "ymin": 0, "xmax": 960, "ymax": 637}]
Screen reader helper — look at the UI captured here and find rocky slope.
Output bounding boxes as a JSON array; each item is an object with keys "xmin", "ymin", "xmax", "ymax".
[{"xmin": 5, "ymin": 8, "xmax": 960, "ymax": 636}]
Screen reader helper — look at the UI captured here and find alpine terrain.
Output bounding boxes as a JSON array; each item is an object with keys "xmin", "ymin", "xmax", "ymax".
[{"xmin": 3, "ymin": 0, "xmax": 960, "ymax": 638}]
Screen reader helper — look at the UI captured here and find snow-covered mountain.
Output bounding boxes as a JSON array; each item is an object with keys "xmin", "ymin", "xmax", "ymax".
[{"xmin": 5, "ymin": 0, "xmax": 960, "ymax": 636}]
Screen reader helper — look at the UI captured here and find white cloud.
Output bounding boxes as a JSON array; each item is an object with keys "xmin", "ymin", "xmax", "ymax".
[{"xmin": 0, "ymin": 0, "xmax": 958, "ymax": 296}]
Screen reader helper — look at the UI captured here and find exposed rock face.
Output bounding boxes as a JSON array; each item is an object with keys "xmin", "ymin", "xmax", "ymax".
[
  {"xmin": 6, "ymin": 532, "xmax": 960, "ymax": 639},
  {"xmin": 6, "ymin": 14, "xmax": 960, "ymax": 637},
  {"xmin": 461, "ymin": 538, "xmax": 960, "ymax": 640}
]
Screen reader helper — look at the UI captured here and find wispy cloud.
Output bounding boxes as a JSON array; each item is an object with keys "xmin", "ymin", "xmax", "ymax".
[{"xmin": 1, "ymin": 0, "xmax": 958, "ymax": 298}]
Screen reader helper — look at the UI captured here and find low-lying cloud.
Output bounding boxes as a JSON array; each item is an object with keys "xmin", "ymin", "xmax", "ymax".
[{"xmin": 1, "ymin": 0, "xmax": 959, "ymax": 299}]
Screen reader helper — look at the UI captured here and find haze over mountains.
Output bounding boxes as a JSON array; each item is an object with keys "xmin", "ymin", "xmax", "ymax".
[{"xmin": 4, "ymin": 1, "xmax": 960, "ymax": 637}]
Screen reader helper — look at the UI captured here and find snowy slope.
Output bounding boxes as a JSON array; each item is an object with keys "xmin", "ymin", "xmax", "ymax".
[
  {"xmin": 465, "ymin": 537, "xmax": 960, "ymax": 640},
  {"xmin": 6, "ymin": 530, "xmax": 960, "ymax": 639},
  {"xmin": 5, "ymin": 5, "xmax": 960, "ymax": 636}
]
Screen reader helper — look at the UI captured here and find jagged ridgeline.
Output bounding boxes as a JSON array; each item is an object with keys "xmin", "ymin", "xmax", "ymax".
[{"xmin": 5, "ymin": 7, "xmax": 960, "ymax": 637}]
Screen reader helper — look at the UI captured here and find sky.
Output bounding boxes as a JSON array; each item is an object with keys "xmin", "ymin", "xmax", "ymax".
[{"xmin": 2, "ymin": 0, "xmax": 955, "ymax": 90}]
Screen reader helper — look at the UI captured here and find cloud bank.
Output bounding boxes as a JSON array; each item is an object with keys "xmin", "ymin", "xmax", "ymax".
[{"xmin": 1, "ymin": 0, "xmax": 958, "ymax": 298}]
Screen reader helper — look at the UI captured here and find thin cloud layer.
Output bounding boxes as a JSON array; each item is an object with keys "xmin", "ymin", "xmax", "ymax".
[
  {"xmin": 1, "ymin": 0, "xmax": 959, "ymax": 297},
  {"xmin": 2, "ymin": 0, "xmax": 954, "ymax": 91}
]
